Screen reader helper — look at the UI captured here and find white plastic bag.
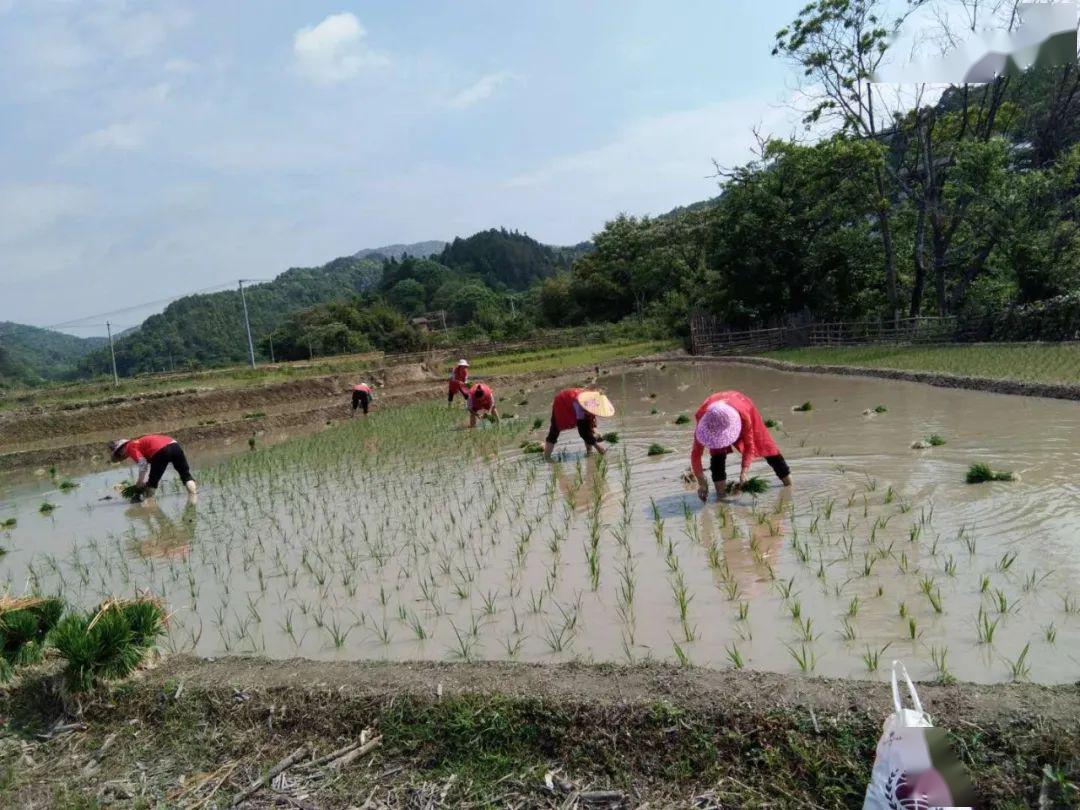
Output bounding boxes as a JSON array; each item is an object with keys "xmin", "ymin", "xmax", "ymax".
[{"xmin": 863, "ymin": 661, "xmax": 974, "ymax": 810}]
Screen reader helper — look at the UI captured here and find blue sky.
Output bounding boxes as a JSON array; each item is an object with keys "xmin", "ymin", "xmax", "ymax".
[{"xmin": 1, "ymin": 0, "xmax": 815, "ymax": 330}]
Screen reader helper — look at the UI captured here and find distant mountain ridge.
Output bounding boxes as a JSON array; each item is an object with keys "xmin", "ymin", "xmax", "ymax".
[
  {"xmin": 0, "ymin": 322, "xmax": 106, "ymax": 384},
  {"xmin": 354, "ymin": 241, "xmax": 446, "ymax": 260}
]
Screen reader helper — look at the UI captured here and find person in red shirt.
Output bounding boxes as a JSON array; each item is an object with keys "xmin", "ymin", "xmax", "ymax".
[
  {"xmin": 108, "ymin": 435, "xmax": 197, "ymax": 499},
  {"xmin": 465, "ymin": 383, "xmax": 500, "ymax": 428},
  {"xmin": 448, "ymin": 359, "xmax": 469, "ymax": 406},
  {"xmin": 690, "ymin": 391, "xmax": 791, "ymax": 501},
  {"xmin": 351, "ymin": 382, "xmax": 373, "ymax": 417},
  {"xmin": 542, "ymin": 388, "xmax": 614, "ymax": 460}
]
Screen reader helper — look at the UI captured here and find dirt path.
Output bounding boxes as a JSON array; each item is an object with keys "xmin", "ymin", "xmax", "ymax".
[
  {"xmin": 679, "ymin": 355, "xmax": 1080, "ymax": 400},
  {"xmin": 0, "ymin": 356, "xmax": 672, "ymax": 473},
  {"xmin": 2, "ymin": 657, "xmax": 1077, "ymax": 808}
]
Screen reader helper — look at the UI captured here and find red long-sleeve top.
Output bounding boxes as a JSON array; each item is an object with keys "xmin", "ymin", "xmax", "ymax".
[
  {"xmin": 551, "ymin": 388, "xmax": 587, "ymax": 430},
  {"xmin": 352, "ymin": 383, "xmax": 372, "ymax": 394},
  {"xmin": 690, "ymin": 391, "xmax": 779, "ymax": 477},
  {"xmin": 468, "ymin": 384, "xmax": 494, "ymax": 413},
  {"xmin": 122, "ymin": 434, "xmax": 175, "ymax": 463}
]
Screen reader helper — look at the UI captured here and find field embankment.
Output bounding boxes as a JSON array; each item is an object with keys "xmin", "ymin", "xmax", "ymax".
[
  {"xmin": 1, "ymin": 657, "xmax": 1078, "ymax": 808},
  {"xmin": 0, "ymin": 340, "xmax": 676, "ymax": 472},
  {"xmin": 682, "ymin": 343, "xmax": 1080, "ymax": 400}
]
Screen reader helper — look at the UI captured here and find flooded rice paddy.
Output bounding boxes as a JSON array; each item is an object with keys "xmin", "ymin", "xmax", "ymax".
[{"xmin": 2, "ymin": 363, "xmax": 1079, "ymax": 683}]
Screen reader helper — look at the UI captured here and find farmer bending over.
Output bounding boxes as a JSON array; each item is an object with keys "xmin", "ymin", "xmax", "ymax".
[
  {"xmin": 351, "ymin": 382, "xmax": 373, "ymax": 417},
  {"xmin": 543, "ymin": 388, "xmax": 614, "ymax": 460},
  {"xmin": 109, "ymin": 435, "xmax": 197, "ymax": 499},
  {"xmin": 466, "ymin": 383, "xmax": 500, "ymax": 428},
  {"xmin": 691, "ymin": 391, "xmax": 791, "ymax": 501},
  {"xmin": 448, "ymin": 359, "xmax": 469, "ymax": 407}
]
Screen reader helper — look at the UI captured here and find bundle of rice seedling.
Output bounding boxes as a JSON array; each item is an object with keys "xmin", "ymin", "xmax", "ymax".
[
  {"xmin": 966, "ymin": 463, "xmax": 1014, "ymax": 484},
  {"xmin": 928, "ymin": 434, "xmax": 946, "ymax": 446},
  {"xmin": 0, "ymin": 596, "xmax": 64, "ymax": 682},
  {"xmin": 874, "ymin": 405, "xmax": 888, "ymax": 413},
  {"xmin": 1, "ymin": 518, "xmax": 15, "ymax": 530},
  {"xmin": 792, "ymin": 402, "xmax": 813, "ymax": 412},
  {"xmin": 58, "ymin": 480, "xmax": 79, "ymax": 491},
  {"xmin": 38, "ymin": 502, "xmax": 56, "ymax": 514},
  {"xmin": 117, "ymin": 481, "xmax": 143, "ymax": 502},
  {"xmin": 531, "ymin": 417, "xmax": 543, "ymax": 430},
  {"xmin": 764, "ymin": 418, "xmax": 781, "ymax": 429},
  {"xmin": 520, "ymin": 441, "xmax": 544, "ymax": 454},
  {"xmin": 674, "ymin": 414, "xmax": 690, "ymax": 425},
  {"xmin": 49, "ymin": 596, "xmax": 166, "ymax": 692},
  {"xmin": 726, "ymin": 477, "xmax": 768, "ymax": 495},
  {"xmin": 647, "ymin": 443, "xmax": 671, "ymax": 456},
  {"xmin": 601, "ymin": 432, "xmax": 619, "ymax": 444},
  {"xmin": 650, "ymin": 408, "xmax": 659, "ymax": 415}
]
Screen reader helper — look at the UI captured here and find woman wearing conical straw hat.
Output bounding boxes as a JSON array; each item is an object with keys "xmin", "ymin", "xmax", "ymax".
[
  {"xmin": 690, "ymin": 391, "xmax": 791, "ymax": 501},
  {"xmin": 447, "ymin": 359, "xmax": 470, "ymax": 407},
  {"xmin": 542, "ymin": 388, "xmax": 614, "ymax": 460}
]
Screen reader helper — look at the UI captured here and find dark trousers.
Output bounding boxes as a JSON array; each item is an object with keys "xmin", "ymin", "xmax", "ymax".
[
  {"xmin": 545, "ymin": 417, "xmax": 597, "ymax": 447},
  {"xmin": 352, "ymin": 390, "xmax": 370, "ymax": 413},
  {"xmin": 710, "ymin": 452, "xmax": 789, "ymax": 482},
  {"xmin": 147, "ymin": 443, "xmax": 193, "ymax": 488}
]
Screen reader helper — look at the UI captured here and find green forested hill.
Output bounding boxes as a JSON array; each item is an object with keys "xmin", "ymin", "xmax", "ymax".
[
  {"xmin": 437, "ymin": 228, "xmax": 574, "ymax": 290},
  {"xmin": 78, "ymin": 256, "xmax": 383, "ymax": 377},
  {"xmin": 0, "ymin": 322, "xmax": 106, "ymax": 385}
]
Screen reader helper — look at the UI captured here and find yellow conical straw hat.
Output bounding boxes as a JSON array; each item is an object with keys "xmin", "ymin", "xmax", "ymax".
[{"xmin": 577, "ymin": 390, "xmax": 614, "ymax": 418}]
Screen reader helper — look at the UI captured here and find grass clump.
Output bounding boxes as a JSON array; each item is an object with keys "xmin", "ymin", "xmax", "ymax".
[
  {"xmin": 674, "ymin": 414, "xmax": 690, "ymax": 425},
  {"xmin": 520, "ymin": 441, "xmax": 544, "ymax": 454},
  {"xmin": 726, "ymin": 477, "xmax": 768, "ymax": 496},
  {"xmin": 792, "ymin": 402, "xmax": 813, "ymax": 412},
  {"xmin": 48, "ymin": 598, "xmax": 166, "ymax": 692},
  {"xmin": 601, "ymin": 432, "xmax": 619, "ymax": 444},
  {"xmin": 647, "ymin": 443, "xmax": 672, "ymax": 457},
  {"xmin": 966, "ymin": 463, "xmax": 1014, "ymax": 484},
  {"xmin": 0, "ymin": 597, "xmax": 64, "ymax": 682}
]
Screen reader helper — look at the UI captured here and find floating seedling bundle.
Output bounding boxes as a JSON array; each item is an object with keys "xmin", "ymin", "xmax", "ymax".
[{"xmin": 966, "ymin": 463, "xmax": 1014, "ymax": 484}]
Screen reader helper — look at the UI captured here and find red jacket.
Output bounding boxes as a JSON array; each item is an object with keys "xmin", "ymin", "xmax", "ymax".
[
  {"xmin": 690, "ymin": 391, "xmax": 779, "ymax": 477},
  {"xmin": 451, "ymin": 366, "xmax": 469, "ymax": 383},
  {"xmin": 551, "ymin": 388, "xmax": 585, "ymax": 430},
  {"xmin": 352, "ymin": 383, "xmax": 371, "ymax": 394},
  {"xmin": 123, "ymin": 434, "xmax": 175, "ymax": 463},
  {"xmin": 468, "ymin": 384, "xmax": 494, "ymax": 412}
]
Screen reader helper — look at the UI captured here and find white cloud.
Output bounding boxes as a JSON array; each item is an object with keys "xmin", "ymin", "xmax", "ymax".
[
  {"xmin": 447, "ymin": 71, "xmax": 518, "ymax": 109},
  {"xmin": 504, "ymin": 101, "xmax": 791, "ymax": 212},
  {"xmin": 292, "ymin": 12, "xmax": 387, "ymax": 84},
  {"xmin": 68, "ymin": 121, "xmax": 147, "ymax": 156}
]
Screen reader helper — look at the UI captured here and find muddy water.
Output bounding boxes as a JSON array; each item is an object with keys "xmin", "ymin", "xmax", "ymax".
[{"xmin": 2, "ymin": 362, "xmax": 1078, "ymax": 684}]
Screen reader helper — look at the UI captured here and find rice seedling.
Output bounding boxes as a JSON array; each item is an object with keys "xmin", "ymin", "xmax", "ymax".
[
  {"xmin": 966, "ymin": 463, "xmax": 1014, "ymax": 484},
  {"xmin": 993, "ymin": 589, "xmax": 1011, "ymax": 614},
  {"xmin": 907, "ymin": 617, "xmax": 918, "ymax": 640},
  {"xmin": 996, "ymin": 551, "xmax": 1018, "ymax": 572},
  {"xmin": 926, "ymin": 589, "xmax": 943, "ymax": 614},
  {"xmin": 39, "ymin": 502, "xmax": 57, "ymax": 514},
  {"xmin": 976, "ymin": 607, "xmax": 1000, "ymax": 645},
  {"xmin": 650, "ymin": 407, "xmax": 658, "ymax": 414},
  {"xmin": 725, "ymin": 477, "xmax": 768, "ymax": 495},
  {"xmin": 840, "ymin": 618, "xmax": 856, "ymax": 642},
  {"xmin": 737, "ymin": 602, "xmax": 749, "ymax": 621},
  {"xmin": 764, "ymin": 418, "xmax": 780, "ymax": 429},
  {"xmin": 847, "ymin": 596, "xmax": 860, "ymax": 618},
  {"xmin": 795, "ymin": 616, "xmax": 815, "ymax": 643},
  {"xmin": 58, "ymin": 480, "xmax": 79, "ymax": 491},
  {"xmin": 861, "ymin": 642, "xmax": 891, "ymax": 672},
  {"xmin": 1044, "ymin": 622, "xmax": 1057, "ymax": 644},
  {"xmin": 930, "ymin": 645, "xmax": 955, "ymax": 684},
  {"xmin": 786, "ymin": 643, "xmax": 817, "ymax": 673},
  {"xmin": 646, "ymin": 443, "xmax": 671, "ymax": 456},
  {"xmin": 725, "ymin": 643, "xmax": 744, "ymax": 669},
  {"xmin": 1008, "ymin": 643, "xmax": 1031, "ymax": 680},
  {"xmin": 671, "ymin": 638, "xmax": 690, "ymax": 666},
  {"xmin": 1063, "ymin": 593, "xmax": 1078, "ymax": 614},
  {"xmin": 674, "ymin": 414, "xmax": 690, "ymax": 425},
  {"xmin": 792, "ymin": 402, "xmax": 813, "ymax": 412}
]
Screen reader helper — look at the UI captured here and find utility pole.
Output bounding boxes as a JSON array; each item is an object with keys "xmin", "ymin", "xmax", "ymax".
[
  {"xmin": 238, "ymin": 280, "xmax": 256, "ymax": 368},
  {"xmin": 106, "ymin": 321, "xmax": 120, "ymax": 386},
  {"xmin": 267, "ymin": 333, "xmax": 275, "ymax": 364}
]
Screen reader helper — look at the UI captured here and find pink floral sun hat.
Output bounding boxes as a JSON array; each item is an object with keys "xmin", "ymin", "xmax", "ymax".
[{"xmin": 694, "ymin": 402, "xmax": 742, "ymax": 450}]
